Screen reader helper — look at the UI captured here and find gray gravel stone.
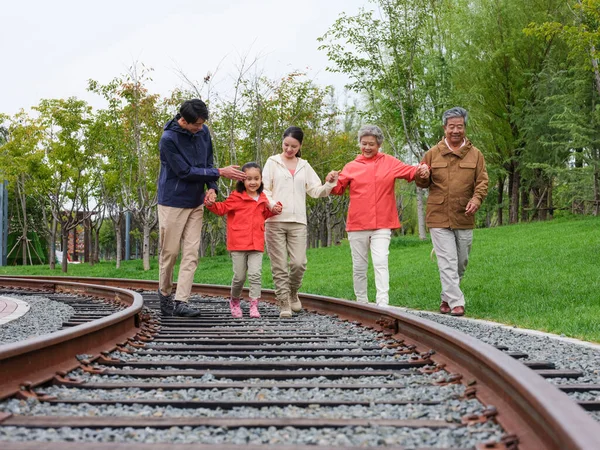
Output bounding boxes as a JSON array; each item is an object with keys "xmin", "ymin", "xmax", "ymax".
[
  {"xmin": 407, "ymin": 310, "xmax": 600, "ymax": 384},
  {"xmin": 0, "ymin": 424, "xmax": 505, "ymax": 447},
  {"xmin": 0, "ymin": 295, "xmax": 74, "ymax": 344}
]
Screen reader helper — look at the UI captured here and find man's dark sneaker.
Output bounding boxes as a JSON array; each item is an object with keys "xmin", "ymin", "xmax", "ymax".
[
  {"xmin": 158, "ymin": 289, "xmax": 174, "ymax": 315},
  {"xmin": 172, "ymin": 300, "xmax": 202, "ymax": 317}
]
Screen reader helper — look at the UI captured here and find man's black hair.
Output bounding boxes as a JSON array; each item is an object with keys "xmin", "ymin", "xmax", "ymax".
[
  {"xmin": 236, "ymin": 162, "xmax": 264, "ymax": 194},
  {"xmin": 179, "ymin": 99, "xmax": 209, "ymax": 123}
]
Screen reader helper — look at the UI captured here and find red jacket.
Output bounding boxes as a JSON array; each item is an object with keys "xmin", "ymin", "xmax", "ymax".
[
  {"xmin": 205, "ymin": 191, "xmax": 276, "ymax": 251},
  {"xmin": 331, "ymin": 152, "xmax": 417, "ymax": 231}
]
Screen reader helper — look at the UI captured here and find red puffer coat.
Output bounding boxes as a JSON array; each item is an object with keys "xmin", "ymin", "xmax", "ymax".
[{"xmin": 205, "ymin": 191, "xmax": 276, "ymax": 251}]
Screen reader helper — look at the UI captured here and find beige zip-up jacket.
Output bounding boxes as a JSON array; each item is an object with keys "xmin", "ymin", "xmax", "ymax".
[{"xmin": 263, "ymin": 154, "xmax": 336, "ymax": 225}]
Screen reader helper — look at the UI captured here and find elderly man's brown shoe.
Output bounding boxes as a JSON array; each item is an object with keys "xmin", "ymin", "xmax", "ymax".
[
  {"xmin": 450, "ymin": 306, "xmax": 465, "ymax": 316},
  {"xmin": 439, "ymin": 301, "xmax": 451, "ymax": 314}
]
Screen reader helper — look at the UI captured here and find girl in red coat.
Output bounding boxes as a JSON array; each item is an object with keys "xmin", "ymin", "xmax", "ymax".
[{"xmin": 205, "ymin": 162, "xmax": 283, "ymax": 318}]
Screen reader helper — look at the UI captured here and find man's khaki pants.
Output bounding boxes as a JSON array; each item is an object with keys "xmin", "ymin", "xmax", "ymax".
[
  {"xmin": 348, "ymin": 228, "xmax": 392, "ymax": 306},
  {"xmin": 231, "ymin": 251, "xmax": 264, "ymax": 299},
  {"xmin": 158, "ymin": 204, "xmax": 204, "ymax": 303},
  {"xmin": 265, "ymin": 222, "xmax": 307, "ymax": 303},
  {"xmin": 429, "ymin": 228, "xmax": 473, "ymax": 308}
]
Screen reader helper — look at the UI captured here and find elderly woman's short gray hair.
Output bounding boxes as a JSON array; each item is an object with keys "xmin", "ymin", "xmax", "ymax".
[
  {"xmin": 442, "ymin": 107, "xmax": 468, "ymax": 126},
  {"xmin": 357, "ymin": 125, "xmax": 384, "ymax": 146}
]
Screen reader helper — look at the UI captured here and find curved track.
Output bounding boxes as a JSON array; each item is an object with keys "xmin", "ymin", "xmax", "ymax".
[{"xmin": 0, "ymin": 276, "xmax": 599, "ymax": 449}]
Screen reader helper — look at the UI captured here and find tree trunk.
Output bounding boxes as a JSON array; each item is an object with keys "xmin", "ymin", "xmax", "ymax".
[
  {"xmin": 20, "ymin": 181, "xmax": 28, "ymax": 265},
  {"xmin": 61, "ymin": 229, "xmax": 69, "ymax": 273},
  {"xmin": 416, "ymin": 187, "xmax": 426, "ymax": 240},
  {"xmin": 497, "ymin": 176, "xmax": 504, "ymax": 226},
  {"xmin": 325, "ymin": 199, "xmax": 332, "ymax": 247},
  {"xmin": 509, "ymin": 163, "xmax": 520, "ymax": 224},
  {"xmin": 143, "ymin": 220, "xmax": 151, "ymax": 271},
  {"xmin": 210, "ymin": 233, "xmax": 217, "ymax": 257},
  {"xmin": 594, "ymin": 157, "xmax": 600, "ymax": 216},
  {"xmin": 574, "ymin": 148, "xmax": 584, "ymax": 168},
  {"xmin": 115, "ymin": 225, "xmax": 122, "ymax": 269},
  {"xmin": 521, "ymin": 187, "xmax": 529, "ymax": 222},
  {"xmin": 507, "ymin": 169, "xmax": 514, "ymax": 219},
  {"xmin": 71, "ymin": 228, "xmax": 78, "ymax": 262},
  {"xmin": 199, "ymin": 228, "xmax": 205, "ymax": 258},
  {"xmin": 94, "ymin": 228, "xmax": 101, "ymax": 264},
  {"xmin": 548, "ymin": 180, "xmax": 554, "ymax": 220},
  {"xmin": 539, "ymin": 187, "xmax": 548, "ymax": 221},
  {"xmin": 49, "ymin": 217, "xmax": 57, "ymax": 270}
]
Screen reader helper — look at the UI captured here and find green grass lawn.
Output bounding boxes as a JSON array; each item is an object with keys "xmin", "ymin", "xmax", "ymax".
[{"xmin": 1, "ymin": 216, "xmax": 599, "ymax": 342}]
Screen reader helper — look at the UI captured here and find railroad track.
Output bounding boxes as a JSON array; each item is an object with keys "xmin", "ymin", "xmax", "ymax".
[{"xmin": 0, "ymin": 276, "xmax": 599, "ymax": 449}]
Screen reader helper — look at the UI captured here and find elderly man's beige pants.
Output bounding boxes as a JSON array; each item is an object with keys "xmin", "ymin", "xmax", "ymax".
[
  {"xmin": 348, "ymin": 229, "xmax": 392, "ymax": 306},
  {"xmin": 158, "ymin": 204, "xmax": 204, "ymax": 303},
  {"xmin": 429, "ymin": 228, "xmax": 473, "ymax": 308}
]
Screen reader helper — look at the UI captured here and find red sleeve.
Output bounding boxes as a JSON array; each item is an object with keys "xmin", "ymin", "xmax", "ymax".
[
  {"xmin": 262, "ymin": 203, "xmax": 277, "ymax": 220},
  {"xmin": 330, "ymin": 165, "xmax": 351, "ymax": 195},
  {"xmin": 205, "ymin": 194, "xmax": 236, "ymax": 216},
  {"xmin": 391, "ymin": 157, "xmax": 417, "ymax": 182}
]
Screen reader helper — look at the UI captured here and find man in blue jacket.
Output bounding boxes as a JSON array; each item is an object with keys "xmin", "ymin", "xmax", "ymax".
[{"xmin": 158, "ymin": 99, "xmax": 245, "ymax": 317}]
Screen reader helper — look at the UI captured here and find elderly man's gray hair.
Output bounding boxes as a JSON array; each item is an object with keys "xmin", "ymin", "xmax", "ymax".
[
  {"xmin": 442, "ymin": 107, "xmax": 468, "ymax": 126},
  {"xmin": 358, "ymin": 125, "xmax": 384, "ymax": 145}
]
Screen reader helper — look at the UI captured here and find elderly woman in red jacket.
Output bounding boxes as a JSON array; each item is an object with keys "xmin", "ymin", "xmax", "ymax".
[{"xmin": 331, "ymin": 125, "xmax": 429, "ymax": 306}]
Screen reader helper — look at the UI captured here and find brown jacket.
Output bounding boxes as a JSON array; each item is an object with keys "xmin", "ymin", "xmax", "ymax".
[{"xmin": 416, "ymin": 139, "xmax": 488, "ymax": 229}]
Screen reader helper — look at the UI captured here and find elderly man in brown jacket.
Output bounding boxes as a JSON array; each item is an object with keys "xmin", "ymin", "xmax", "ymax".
[{"xmin": 416, "ymin": 107, "xmax": 488, "ymax": 316}]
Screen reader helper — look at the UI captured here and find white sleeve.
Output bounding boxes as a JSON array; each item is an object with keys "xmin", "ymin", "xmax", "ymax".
[
  {"xmin": 305, "ymin": 162, "xmax": 336, "ymax": 199},
  {"xmin": 262, "ymin": 159, "xmax": 276, "ymax": 207}
]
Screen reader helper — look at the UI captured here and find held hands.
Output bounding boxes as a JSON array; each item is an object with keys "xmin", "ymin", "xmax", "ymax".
[
  {"xmin": 416, "ymin": 163, "xmax": 430, "ymax": 178},
  {"xmin": 219, "ymin": 165, "xmax": 246, "ymax": 181},
  {"xmin": 272, "ymin": 201, "xmax": 283, "ymax": 215},
  {"xmin": 204, "ymin": 189, "xmax": 216, "ymax": 207},
  {"xmin": 326, "ymin": 170, "xmax": 339, "ymax": 183}
]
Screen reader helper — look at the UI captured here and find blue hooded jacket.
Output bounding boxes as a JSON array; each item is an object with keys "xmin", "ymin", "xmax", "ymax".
[{"xmin": 158, "ymin": 116, "xmax": 220, "ymax": 208}]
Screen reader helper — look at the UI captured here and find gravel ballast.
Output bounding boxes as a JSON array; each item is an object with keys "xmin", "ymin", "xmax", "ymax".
[
  {"xmin": 0, "ymin": 295, "xmax": 74, "ymax": 344},
  {"xmin": 3, "ymin": 291, "xmax": 594, "ymax": 446},
  {"xmin": 406, "ymin": 309, "xmax": 600, "ymax": 385}
]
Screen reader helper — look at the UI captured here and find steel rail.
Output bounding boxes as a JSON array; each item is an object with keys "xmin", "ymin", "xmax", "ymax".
[
  {"xmin": 1, "ymin": 275, "xmax": 600, "ymax": 449},
  {"xmin": 0, "ymin": 277, "xmax": 143, "ymax": 400}
]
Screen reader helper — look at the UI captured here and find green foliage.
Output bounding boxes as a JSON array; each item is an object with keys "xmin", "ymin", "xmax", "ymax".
[
  {"xmin": 98, "ymin": 221, "xmax": 116, "ymax": 258},
  {"xmin": 318, "ymin": 0, "xmax": 448, "ymax": 157}
]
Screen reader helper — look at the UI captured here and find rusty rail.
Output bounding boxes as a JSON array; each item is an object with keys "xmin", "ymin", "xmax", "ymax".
[
  {"xmin": 0, "ymin": 277, "xmax": 143, "ymax": 400},
  {"xmin": 1, "ymin": 275, "xmax": 600, "ymax": 449}
]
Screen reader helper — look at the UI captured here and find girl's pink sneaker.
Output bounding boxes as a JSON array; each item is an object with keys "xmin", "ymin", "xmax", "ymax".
[
  {"xmin": 230, "ymin": 298, "xmax": 242, "ymax": 318},
  {"xmin": 249, "ymin": 298, "xmax": 261, "ymax": 318}
]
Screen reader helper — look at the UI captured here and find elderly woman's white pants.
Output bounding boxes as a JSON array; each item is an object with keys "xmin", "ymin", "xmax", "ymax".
[{"xmin": 347, "ymin": 229, "xmax": 392, "ymax": 306}]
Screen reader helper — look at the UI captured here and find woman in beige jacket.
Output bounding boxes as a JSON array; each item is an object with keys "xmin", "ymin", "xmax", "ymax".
[{"xmin": 263, "ymin": 126, "xmax": 338, "ymax": 318}]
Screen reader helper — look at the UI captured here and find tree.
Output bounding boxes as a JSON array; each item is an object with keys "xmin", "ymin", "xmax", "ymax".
[
  {"xmin": 35, "ymin": 97, "xmax": 96, "ymax": 272},
  {"xmin": 447, "ymin": 0, "xmax": 570, "ymax": 224},
  {"xmin": 89, "ymin": 64, "xmax": 172, "ymax": 270},
  {"xmin": 525, "ymin": 0, "xmax": 600, "ymax": 215},
  {"xmin": 0, "ymin": 111, "xmax": 45, "ymax": 265}
]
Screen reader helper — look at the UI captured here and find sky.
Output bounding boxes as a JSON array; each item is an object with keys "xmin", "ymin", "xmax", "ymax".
[{"xmin": 1, "ymin": 0, "xmax": 370, "ymax": 116}]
